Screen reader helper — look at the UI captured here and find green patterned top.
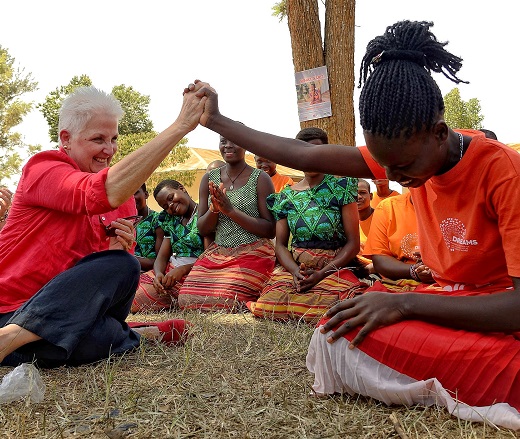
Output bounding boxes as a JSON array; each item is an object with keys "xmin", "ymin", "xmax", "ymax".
[
  {"xmin": 135, "ymin": 210, "xmax": 160, "ymax": 258},
  {"xmin": 267, "ymin": 174, "xmax": 357, "ymax": 249},
  {"xmin": 208, "ymin": 167, "xmax": 262, "ymax": 247},
  {"xmin": 158, "ymin": 210, "xmax": 204, "ymax": 258}
]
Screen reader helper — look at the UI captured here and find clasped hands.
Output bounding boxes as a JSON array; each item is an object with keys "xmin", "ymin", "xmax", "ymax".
[{"xmin": 292, "ymin": 263, "xmax": 325, "ymax": 293}]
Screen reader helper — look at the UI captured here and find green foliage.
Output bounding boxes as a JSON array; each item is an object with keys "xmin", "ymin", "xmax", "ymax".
[
  {"xmin": 443, "ymin": 88, "xmax": 484, "ymax": 130},
  {"xmin": 111, "ymin": 84, "xmax": 153, "ymax": 135},
  {"xmin": 272, "ymin": 1, "xmax": 287, "ymax": 21},
  {"xmin": 37, "ymin": 74, "xmax": 92, "ymax": 144},
  {"xmin": 39, "ymin": 76, "xmax": 194, "ymax": 186},
  {"xmin": 111, "ymin": 133, "xmax": 196, "ymax": 191},
  {"xmin": 0, "ymin": 45, "xmax": 40, "ymax": 184}
]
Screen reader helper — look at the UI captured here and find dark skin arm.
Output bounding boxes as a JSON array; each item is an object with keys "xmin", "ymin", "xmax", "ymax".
[
  {"xmin": 136, "ymin": 227, "xmax": 165, "ymax": 271},
  {"xmin": 273, "ymin": 218, "xmax": 305, "ymax": 289},
  {"xmin": 321, "ymin": 277, "xmax": 520, "ymax": 348},
  {"xmin": 191, "ymin": 82, "xmax": 375, "ymax": 178},
  {"xmin": 197, "ymin": 172, "xmax": 219, "ymax": 237},
  {"xmin": 372, "ymin": 254, "xmax": 434, "ymax": 283}
]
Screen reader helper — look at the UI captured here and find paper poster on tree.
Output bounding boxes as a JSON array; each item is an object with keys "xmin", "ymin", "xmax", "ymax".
[{"xmin": 294, "ymin": 66, "xmax": 332, "ymax": 122}]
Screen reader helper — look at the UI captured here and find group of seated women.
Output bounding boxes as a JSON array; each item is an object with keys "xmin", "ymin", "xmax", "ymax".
[{"xmin": 130, "ymin": 127, "xmax": 377, "ymax": 323}]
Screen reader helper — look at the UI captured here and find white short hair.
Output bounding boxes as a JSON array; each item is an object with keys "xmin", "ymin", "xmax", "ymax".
[{"xmin": 58, "ymin": 87, "xmax": 124, "ymax": 145}]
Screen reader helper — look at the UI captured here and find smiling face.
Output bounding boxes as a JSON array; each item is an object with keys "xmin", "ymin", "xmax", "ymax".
[
  {"xmin": 254, "ymin": 156, "xmax": 276, "ymax": 176},
  {"xmin": 60, "ymin": 111, "xmax": 119, "ymax": 173},
  {"xmin": 364, "ymin": 124, "xmax": 448, "ymax": 188},
  {"xmin": 219, "ymin": 136, "xmax": 246, "ymax": 163},
  {"xmin": 155, "ymin": 186, "xmax": 191, "ymax": 217},
  {"xmin": 357, "ymin": 181, "xmax": 372, "ymax": 211}
]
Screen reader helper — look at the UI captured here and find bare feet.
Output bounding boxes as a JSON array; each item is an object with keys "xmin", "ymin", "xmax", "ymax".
[{"xmin": 0, "ymin": 324, "xmax": 41, "ymax": 363}]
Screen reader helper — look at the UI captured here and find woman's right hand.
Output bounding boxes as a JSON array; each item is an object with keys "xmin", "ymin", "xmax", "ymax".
[
  {"xmin": 0, "ymin": 187, "xmax": 13, "ymax": 218},
  {"xmin": 153, "ymin": 273, "xmax": 166, "ymax": 294},
  {"xmin": 185, "ymin": 80, "xmax": 219, "ymax": 128},
  {"xmin": 177, "ymin": 81, "xmax": 208, "ymax": 133}
]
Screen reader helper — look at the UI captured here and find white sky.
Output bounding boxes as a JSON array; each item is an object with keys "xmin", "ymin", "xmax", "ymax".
[{"xmin": 1, "ymin": 0, "xmax": 519, "ymax": 191}]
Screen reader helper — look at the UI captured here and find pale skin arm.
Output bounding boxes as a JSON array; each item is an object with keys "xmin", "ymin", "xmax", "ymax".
[
  {"xmin": 105, "ymin": 83, "xmax": 207, "ymax": 207},
  {"xmin": 189, "ymin": 82, "xmax": 375, "ymax": 178}
]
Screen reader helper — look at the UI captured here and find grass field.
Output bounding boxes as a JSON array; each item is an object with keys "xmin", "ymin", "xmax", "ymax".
[{"xmin": 0, "ymin": 311, "xmax": 518, "ymax": 438}]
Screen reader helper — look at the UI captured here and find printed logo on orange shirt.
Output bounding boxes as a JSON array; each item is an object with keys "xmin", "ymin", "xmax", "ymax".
[
  {"xmin": 440, "ymin": 218, "xmax": 478, "ymax": 252},
  {"xmin": 400, "ymin": 233, "xmax": 419, "ymax": 259}
]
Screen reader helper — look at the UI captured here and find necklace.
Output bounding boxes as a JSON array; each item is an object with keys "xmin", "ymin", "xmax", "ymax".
[
  {"xmin": 183, "ymin": 203, "xmax": 198, "ymax": 225},
  {"xmin": 225, "ymin": 164, "xmax": 248, "ymax": 190},
  {"xmin": 457, "ymin": 132, "xmax": 464, "ymax": 160}
]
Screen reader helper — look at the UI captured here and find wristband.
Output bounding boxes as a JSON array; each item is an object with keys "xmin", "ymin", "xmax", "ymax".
[{"xmin": 409, "ymin": 264, "xmax": 420, "ymax": 282}]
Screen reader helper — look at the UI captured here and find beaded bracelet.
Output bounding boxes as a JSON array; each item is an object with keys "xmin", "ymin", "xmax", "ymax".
[{"xmin": 409, "ymin": 263, "xmax": 421, "ymax": 282}]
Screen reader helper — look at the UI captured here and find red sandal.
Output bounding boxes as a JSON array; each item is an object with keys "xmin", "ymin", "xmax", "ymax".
[{"xmin": 128, "ymin": 319, "xmax": 192, "ymax": 346}]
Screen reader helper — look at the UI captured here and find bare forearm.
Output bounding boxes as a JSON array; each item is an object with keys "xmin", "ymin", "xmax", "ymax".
[
  {"xmin": 206, "ymin": 115, "xmax": 373, "ymax": 178},
  {"xmin": 372, "ymin": 255, "xmax": 412, "ymax": 280},
  {"xmin": 106, "ymin": 122, "xmax": 191, "ymax": 207},
  {"xmin": 276, "ymin": 244, "xmax": 299, "ymax": 274},
  {"xmin": 320, "ymin": 242, "xmax": 360, "ymax": 278},
  {"xmin": 403, "ymin": 289, "xmax": 520, "ymax": 332}
]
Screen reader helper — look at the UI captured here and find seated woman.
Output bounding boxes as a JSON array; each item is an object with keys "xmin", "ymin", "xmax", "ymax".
[
  {"xmin": 177, "ymin": 132, "xmax": 276, "ymax": 312},
  {"xmin": 187, "ymin": 21, "xmax": 520, "ymax": 428},
  {"xmin": 248, "ymin": 128, "xmax": 365, "ymax": 323},
  {"xmin": 364, "ymin": 192, "xmax": 434, "ymax": 288},
  {"xmin": 132, "ymin": 180, "xmax": 205, "ymax": 312},
  {"xmin": 133, "ymin": 183, "xmax": 162, "ymax": 272},
  {"xmin": 0, "ymin": 85, "xmax": 204, "ymax": 367}
]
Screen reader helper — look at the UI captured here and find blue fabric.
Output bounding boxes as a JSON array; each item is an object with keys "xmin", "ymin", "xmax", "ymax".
[{"xmin": 0, "ymin": 250, "xmax": 141, "ymax": 368}]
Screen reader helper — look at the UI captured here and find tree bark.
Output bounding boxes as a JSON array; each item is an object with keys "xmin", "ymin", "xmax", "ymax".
[{"xmin": 286, "ymin": 0, "xmax": 356, "ymax": 148}]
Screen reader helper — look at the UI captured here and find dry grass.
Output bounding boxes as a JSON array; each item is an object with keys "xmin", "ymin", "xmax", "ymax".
[{"xmin": 0, "ymin": 311, "xmax": 518, "ymax": 438}]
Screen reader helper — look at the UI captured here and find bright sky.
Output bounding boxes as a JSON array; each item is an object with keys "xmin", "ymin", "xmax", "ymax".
[{"xmin": 1, "ymin": 0, "xmax": 518, "ymax": 188}]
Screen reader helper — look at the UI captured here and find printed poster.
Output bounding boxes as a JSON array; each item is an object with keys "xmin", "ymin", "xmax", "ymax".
[{"xmin": 294, "ymin": 66, "xmax": 332, "ymax": 122}]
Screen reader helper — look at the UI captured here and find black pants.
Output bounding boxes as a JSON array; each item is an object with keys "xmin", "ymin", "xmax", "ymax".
[{"xmin": 0, "ymin": 250, "xmax": 141, "ymax": 368}]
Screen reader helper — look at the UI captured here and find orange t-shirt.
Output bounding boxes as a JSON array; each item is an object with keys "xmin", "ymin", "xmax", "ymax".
[
  {"xmin": 364, "ymin": 192, "xmax": 418, "ymax": 263},
  {"xmin": 359, "ymin": 133, "xmax": 520, "ymax": 290},
  {"xmin": 270, "ymin": 172, "xmax": 294, "ymax": 193},
  {"xmin": 371, "ymin": 190, "xmax": 399, "ymax": 208}
]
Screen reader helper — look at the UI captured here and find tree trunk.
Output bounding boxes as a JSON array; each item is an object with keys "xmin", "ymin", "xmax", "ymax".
[
  {"xmin": 324, "ymin": 0, "xmax": 356, "ymax": 146},
  {"xmin": 286, "ymin": 0, "xmax": 356, "ymax": 147}
]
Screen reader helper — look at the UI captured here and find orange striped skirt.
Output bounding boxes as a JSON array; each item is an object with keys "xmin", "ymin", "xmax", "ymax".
[
  {"xmin": 177, "ymin": 239, "xmax": 275, "ymax": 312},
  {"xmin": 248, "ymin": 247, "xmax": 368, "ymax": 324},
  {"xmin": 131, "ymin": 263, "xmax": 185, "ymax": 313}
]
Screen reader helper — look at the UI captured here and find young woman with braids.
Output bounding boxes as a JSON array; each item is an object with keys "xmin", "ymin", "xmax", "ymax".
[{"xmin": 186, "ymin": 20, "xmax": 520, "ymax": 429}]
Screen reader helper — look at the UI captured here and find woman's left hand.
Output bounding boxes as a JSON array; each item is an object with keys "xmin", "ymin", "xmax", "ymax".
[
  {"xmin": 319, "ymin": 291, "xmax": 407, "ymax": 348},
  {"xmin": 108, "ymin": 217, "xmax": 135, "ymax": 251}
]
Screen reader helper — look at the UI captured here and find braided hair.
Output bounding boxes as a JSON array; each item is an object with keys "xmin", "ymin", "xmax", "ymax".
[{"xmin": 359, "ymin": 21, "xmax": 468, "ymax": 139}]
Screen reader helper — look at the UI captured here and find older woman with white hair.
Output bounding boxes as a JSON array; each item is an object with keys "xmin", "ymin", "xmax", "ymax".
[{"xmin": 0, "ymin": 85, "xmax": 205, "ymax": 367}]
